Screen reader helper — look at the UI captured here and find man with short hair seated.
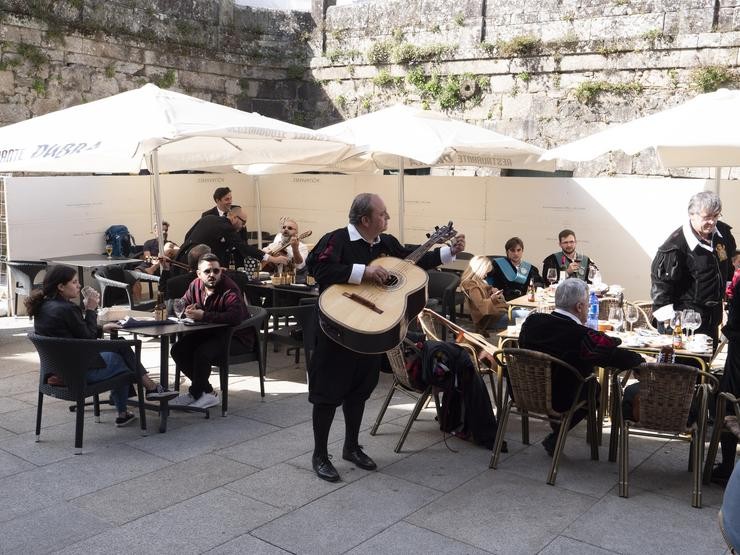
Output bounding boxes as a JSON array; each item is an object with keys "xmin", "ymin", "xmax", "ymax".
[
  {"xmin": 169, "ymin": 253, "xmax": 252, "ymax": 410},
  {"xmin": 518, "ymin": 278, "xmax": 644, "ymax": 455}
]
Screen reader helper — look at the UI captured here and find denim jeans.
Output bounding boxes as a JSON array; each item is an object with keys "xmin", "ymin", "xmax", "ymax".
[
  {"xmin": 492, "ymin": 307, "xmax": 531, "ymax": 330},
  {"xmin": 86, "ymin": 352, "xmax": 133, "ymax": 413}
]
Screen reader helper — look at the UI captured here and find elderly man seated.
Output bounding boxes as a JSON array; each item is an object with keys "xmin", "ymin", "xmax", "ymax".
[{"xmin": 518, "ymin": 278, "xmax": 644, "ymax": 455}]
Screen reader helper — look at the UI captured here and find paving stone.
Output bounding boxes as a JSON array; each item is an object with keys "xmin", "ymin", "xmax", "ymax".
[
  {"xmin": 55, "ymin": 488, "xmax": 285, "ymax": 554},
  {"xmin": 539, "ymin": 535, "xmax": 620, "ymax": 554},
  {"xmin": 226, "ymin": 462, "xmax": 343, "ymax": 510},
  {"xmin": 233, "ymin": 391, "xmax": 313, "ymax": 428},
  {"xmin": 0, "ymin": 446, "xmax": 35, "ymax": 478},
  {"xmin": 71, "ymin": 453, "xmax": 259, "ymax": 525},
  {"xmin": 126, "ymin": 413, "xmax": 279, "ymax": 462},
  {"xmin": 347, "ymin": 521, "xmax": 492, "ymax": 554},
  {"xmin": 0, "ymin": 502, "xmax": 111, "ymax": 555},
  {"xmin": 205, "ymin": 533, "xmax": 292, "ymax": 554},
  {"xmin": 406, "ymin": 471, "xmax": 598, "ymax": 554},
  {"xmin": 252, "ymin": 473, "xmax": 441, "ymax": 554},
  {"xmin": 564, "ymin": 486, "xmax": 728, "ymax": 554}
]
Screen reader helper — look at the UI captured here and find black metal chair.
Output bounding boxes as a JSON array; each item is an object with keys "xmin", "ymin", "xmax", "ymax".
[
  {"xmin": 7, "ymin": 261, "xmax": 46, "ymax": 316},
  {"xmin": 27, "ymin": 332, "xmax": 147, "ymax": 453},
  {"xmin": 426, "ymin": 270, "xmax": 461, "ymax": 329},
  {"xmin": 173, "ymin": 307, "xmax": 268, "ymax": 416},
  {"xmin": 263, "ymin": 303, "xmax": 317, "ymax": 370}
]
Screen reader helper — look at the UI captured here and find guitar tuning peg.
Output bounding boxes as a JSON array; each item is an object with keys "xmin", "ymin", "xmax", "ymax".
[{"xmin": 425, "ymin": 233, "xmax": 431, "ymax": 239}]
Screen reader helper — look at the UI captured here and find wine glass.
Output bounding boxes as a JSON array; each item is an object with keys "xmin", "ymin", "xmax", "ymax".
[
  {"xmin": 691, "ymin": 311, "xmax": 702, "ymax": 338},
  {"xmin": 682, "ymin": 309, "xmax": 695, "ymax": 340},
  {"xmin": 624, "ymin": 304, "xmax": 638, "ymax": 332},
  {"xmin": 608, "ymin": 306, "xmax": 623, "ymax": 332},
  {"xmin": 173, "ymin": 298, "xmax": 187, "ymax": 322},
  {"xmin": 588, "ymin": 265, "xmax": 597, "ymax": 282},
  {"xmin": 105, "ymin": 244, "xmax": 113, "ymax": 259},
  {"xmin": 546, "ymin": 268, "xmax": 558, "ymax": 286}
]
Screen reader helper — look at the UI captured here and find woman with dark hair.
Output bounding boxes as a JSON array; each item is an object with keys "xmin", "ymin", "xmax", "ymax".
[{"xmin": 25, "ymin": 265, "xmax": 173, "ymax": 427}]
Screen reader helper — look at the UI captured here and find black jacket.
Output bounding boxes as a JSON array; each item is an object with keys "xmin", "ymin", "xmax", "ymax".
[
  {"xmin": 180, "ymin": 215, "xmax": 262, "ymax": 268},
  {"xmin": 650, "ymin": 220, "xmax": 736, "ymax": 312}
]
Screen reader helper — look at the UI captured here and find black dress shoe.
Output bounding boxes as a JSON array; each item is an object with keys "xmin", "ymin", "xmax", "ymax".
[
  {"xmin": 541, "ymin": 433, "xmax": 557, "ymax": 457},
  {"xmin": 342, "ymin": 446, "xmax": 377, "ymax": 471},
  {"xmin": 312, "ymin": 454, "xmax": 340, "ymax": 482}
]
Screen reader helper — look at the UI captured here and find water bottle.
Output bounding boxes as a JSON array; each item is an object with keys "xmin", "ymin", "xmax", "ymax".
[{"xmin": 587, "ymin": 291, "xmax": 599, "ymax": 330}]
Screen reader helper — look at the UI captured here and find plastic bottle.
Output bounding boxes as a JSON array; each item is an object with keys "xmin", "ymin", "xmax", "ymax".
[
  {"xmin": 587, "ymin": 291, "xmax": 599, "ymax": 330},
  {"xmin": 658, "ymin": 344, "xmax": 675, "ymax": 363}
]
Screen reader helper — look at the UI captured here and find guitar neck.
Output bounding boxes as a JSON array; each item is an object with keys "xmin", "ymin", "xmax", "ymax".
[
  {"xmin": 423, "ymin": 309, "xmax": 496, "ymax": 355},
  {"xmin": 406, "ymin": 236, "xmax": 445, "ymax": 264}
]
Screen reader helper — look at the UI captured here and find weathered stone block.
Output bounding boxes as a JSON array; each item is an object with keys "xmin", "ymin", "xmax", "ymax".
[{"xmin": 0, "ymin": 71, "xmax": 15, "ymax": 95}]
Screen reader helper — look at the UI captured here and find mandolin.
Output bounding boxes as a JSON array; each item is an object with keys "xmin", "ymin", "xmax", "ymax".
[
  {"xmin": 261, "ymin": 230, "xmax": 312, "ymax": 271},
  {"xmin": 318, "ymin": 222, "xmax": 457, "ymax": 354}
]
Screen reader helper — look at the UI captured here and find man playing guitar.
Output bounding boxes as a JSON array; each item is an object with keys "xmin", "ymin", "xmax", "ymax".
[
  {"xmin": 306, "ymin": 192, "xmax": 466, "ymax": 482},
  {"xmin": 262, "ymin": 217, "xmax": 309, "ymax": 271}
]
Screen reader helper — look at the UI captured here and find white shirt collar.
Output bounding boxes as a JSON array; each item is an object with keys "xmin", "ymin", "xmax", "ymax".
[
  {"xmin": 347, "ymin": 223, "xmax": 380, "ymax": 245},
  {"xmin": 683, "ymin": 220, "xmax": 721, "ymax": 252},
  {"xmin": 554, "ymin": 308, "xmax": 584, "ymax": 325}
]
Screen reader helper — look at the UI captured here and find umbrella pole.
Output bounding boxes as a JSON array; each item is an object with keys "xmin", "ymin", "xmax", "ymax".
[
  {"xmin": 398, "ymin": 156, "xmax": 404, "ymax": 244},
  {"xmin": 255, "ymin": 175, "xmax": 263, "ymax": 249},
  {"xmin": 712, "ymin": 166, "xmax": 721, "ymax": 195},
  {"xmin": 147, "ymin": 150, "xmax": 165, "ymax": 256}
]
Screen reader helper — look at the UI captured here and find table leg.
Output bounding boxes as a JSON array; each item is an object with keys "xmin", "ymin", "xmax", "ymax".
[{"xmin": 158, "ymin": 335, "xmax": 171, "ymax": 433}]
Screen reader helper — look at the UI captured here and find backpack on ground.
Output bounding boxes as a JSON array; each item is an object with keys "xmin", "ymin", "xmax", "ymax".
[{"xmin": 104, "ymin": 225, "xmax": 135, "ymax": 257}]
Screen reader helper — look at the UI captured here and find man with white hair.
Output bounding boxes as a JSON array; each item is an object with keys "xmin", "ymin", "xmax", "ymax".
[
  {"xmin": 651, "ymin": 191, "xmax": 736, "ymax": 345},
  {"xmin": 519, "ymin": 278, "xmax": 644, "ymax": 456},
  {"xmin": 262, "ymin": 216, "xmax": 308, "ymax": 271}
]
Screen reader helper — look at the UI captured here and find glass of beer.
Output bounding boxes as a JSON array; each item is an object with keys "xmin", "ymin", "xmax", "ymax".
[{"xmin": 105, "ymin": 244, "xmax": 113, "ymax": 258}]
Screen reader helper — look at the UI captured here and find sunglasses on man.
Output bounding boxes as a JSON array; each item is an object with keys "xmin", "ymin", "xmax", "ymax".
[{"xmin": 201, "ymin": 268, "xmax": 221, "ymax": 275}]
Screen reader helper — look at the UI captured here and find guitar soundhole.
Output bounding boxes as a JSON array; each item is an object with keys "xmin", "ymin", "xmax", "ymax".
[{"xmin": 382, "ymin": 273, "xmax": 403, "ymax": 290}]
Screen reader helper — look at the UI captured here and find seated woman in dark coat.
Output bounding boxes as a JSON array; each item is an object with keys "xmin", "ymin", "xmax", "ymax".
[{"xmin": 25, "ymin": 265, "xmax": 174, "ymax": 427}]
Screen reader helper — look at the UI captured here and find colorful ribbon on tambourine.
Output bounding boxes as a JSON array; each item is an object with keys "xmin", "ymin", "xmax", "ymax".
[{"xmin": 727, "ymin": 267, "xmax": 740, "ymax": 300}]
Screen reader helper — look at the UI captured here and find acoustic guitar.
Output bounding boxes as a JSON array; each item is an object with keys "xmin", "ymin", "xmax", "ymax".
[
  {"xmin": 318, "ymin": 222, "xmax": 457, "ymax": 354},
  {"xmin": 261, "ymin": 230, "xmax": 312, "ymax": 272}
]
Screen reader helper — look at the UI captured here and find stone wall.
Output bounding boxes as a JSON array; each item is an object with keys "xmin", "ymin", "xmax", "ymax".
[
  {"xmin": 0, "ymin": 0, "xmax": 318, "ymax": 126},
  {"xmin": 1, "ymin": 1, "xmax": 739, "ymax": 178},
  {"xmin": 310, "ymin": 0, "xmax": 740, "ymax": 177}
]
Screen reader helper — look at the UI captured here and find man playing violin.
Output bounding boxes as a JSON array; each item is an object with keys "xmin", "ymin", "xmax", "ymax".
[{"xmin": 263, "ymin": 217, "xmax": 309, "ymax": 271}]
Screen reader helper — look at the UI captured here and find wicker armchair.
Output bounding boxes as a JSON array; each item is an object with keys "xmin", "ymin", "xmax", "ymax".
[
  {"xmin": 27, "ymin": 332, "xmax": 147, "ymax": 453},
  {"xmin": 489, "ymin": 348, "xmax": 599, "ymax": 485},
  {"xmin": 598, "ymin": 296, "xmax": 622, "ymax": 320},
  {"xmin": 633, "ymin": 300, "xmax": 654, "ymax": 324},
  {"xmin": 427, "ymin": 270, "xmax": 461, "ymax": 327},
  {"xmin": 611, "ymin": 363, "xmax": 717, "ymax": 508},
  {"xmin": 370, "ymin": 340, "xmax": 440, "ymax": 453},
  {"xmin": 703, "ymin": 390, "xmax": 740, "ymax": 485},
  {"xmin": 417, "ymin": 308, "xmax": 502, "ymax": 412},
  {"xmin": 625, "ymin": 301, "xmax": 656, "ymax": 331}
]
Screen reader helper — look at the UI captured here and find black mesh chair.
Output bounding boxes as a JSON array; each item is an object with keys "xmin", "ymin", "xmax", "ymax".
[
  {"xmin": 27, "ymin": 333, "xmax": 147, "ymax": 453},
  {"xmin": 7, "ymin": 261, "xmax": 46, "ymax": 316}
]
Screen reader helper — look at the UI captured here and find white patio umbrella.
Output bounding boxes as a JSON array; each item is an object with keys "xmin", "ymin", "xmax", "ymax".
[
  {"xmin": 0, "ymin": 84, "xmax": 352, "ymax": 252},
  {"xmin": 541, "ymin": 88, "xmax": 740, "ymax": 188},
  {"xmin": 237, "ymin": 103, "xmax": 555, "ymax": 241}
]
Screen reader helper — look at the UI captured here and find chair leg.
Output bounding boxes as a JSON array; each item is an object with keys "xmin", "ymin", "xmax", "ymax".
[
  {"xmin": 74, "ymin": 399, "xmax": 85, "ymax": 454},
  {"xmin": 619, "ymin": 422, "xmax": 629, "ymax": 497},
  {"xmin": 521, "ymin": 410, "xmax": 530, "ymax": 444},
  {"xmin": 395, "ymin": 387, "xmax": 432, "ymax": 453},
  {"xmin": 548, "ymin": 413, "xmax": 574, "ymax": 486},
  {"xmin": 703, "ymin": 399, "xmax": 725, "ymax": 484},
  {"xmin": 587, "ymin": 385, "xmax": 599, "ymax": 461},
  {"xmin": 219, "ymin": 365, "xmax": 228, "ymax": 417},
  {"xmin": 174, "ymin": 367, "xmax": 181, "ymax": 392},
  {"xmin": 490, "ymin": 400, "xmax": 512, "ymax": 469},
  {"xmin": 93, "ymin": 394, "xmax": 101, "ymax": 423},
  {"xmin": 135, "ymin": 381, "xmax": 147, "ymax": 433},
  {"xmin": 35, "ymin": 392, "xmax": 44, "ymax": 442},
  {"xmin": 370, "ymin": 380, "xmax": 396, "ymax": 436}
]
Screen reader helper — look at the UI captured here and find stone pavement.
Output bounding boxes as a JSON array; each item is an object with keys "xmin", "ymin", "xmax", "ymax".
[{"xmin": 0, "ymin": 316, "xmax": 731, "ymax": 554}]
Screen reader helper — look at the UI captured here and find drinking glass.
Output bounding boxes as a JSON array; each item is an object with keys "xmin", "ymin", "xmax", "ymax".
[
  {"xmin": 546, "ymin": 268, "xmax": 558, "ymax": 286},
  {"xmin": 624, "ymin": 304, "xmax": 638, "ymax": 332},
  {"xmin": 691, "ymin": 312, "xmax": 702, "ymax": 337},
  {"xmin": 173, "ymin": 298, "xmax": 187, "ymax": 322},
  {"xmin": 608, "ymin": 306, "xmax": 623, "ymax": 332},
  {"xmin": 81, "ymin": 286, "xmax": 98, "ymax": 307},
  {"xmin": 588, "ymin": 265, "xmax": 597, "ymax": 282},
  {"xmin": 105, "ymin": 244, "xmax": 113, "ymax": 259}
]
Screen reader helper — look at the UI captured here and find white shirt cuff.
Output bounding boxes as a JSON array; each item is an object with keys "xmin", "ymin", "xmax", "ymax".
[
  {"xmin": 350, "ymin": 264, "xmax": 365, "ymax": 284},
  {"xmin": 262, "ymin": 253, "xmax": 270, "ymax": 262},
  {"xmin": 440, "ymin": 246, "xmax": 454, "ymax": 265}
]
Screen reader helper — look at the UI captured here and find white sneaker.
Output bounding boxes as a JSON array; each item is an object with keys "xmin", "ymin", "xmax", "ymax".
[
  {"xmin": 170, "ymin": 392, "xmax": 195, "ymax": 407},
  {"xmin": 190, "ymin": 392, "xmax": 219, "ymax": 409}
]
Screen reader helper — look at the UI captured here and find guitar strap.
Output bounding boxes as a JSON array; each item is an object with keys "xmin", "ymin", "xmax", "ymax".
[{"xmin": 493, "ymin": 257, "xmax": 530, "ymax": 285}]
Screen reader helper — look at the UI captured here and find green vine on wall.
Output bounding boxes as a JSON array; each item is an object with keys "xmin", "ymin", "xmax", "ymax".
[{"xmin": 574, "ymin": 80, "xmax": 643, "ymax": 104}]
